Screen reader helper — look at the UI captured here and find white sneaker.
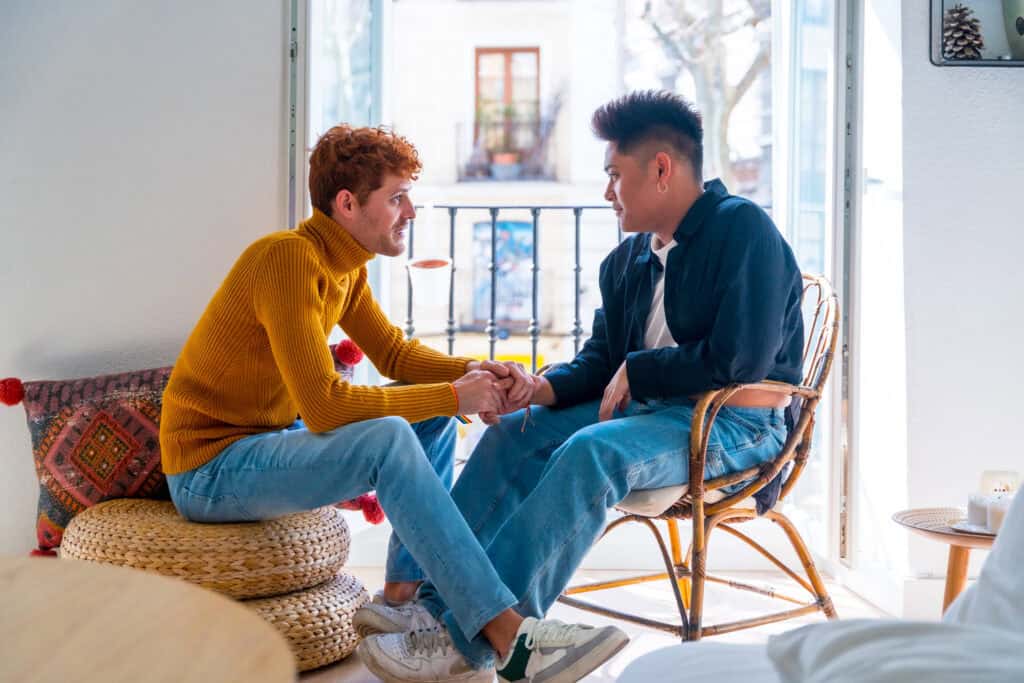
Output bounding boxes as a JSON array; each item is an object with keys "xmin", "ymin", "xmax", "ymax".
[
  {"xmin": 353, "ymin": 600, "xmax": 440, "ymax": 638},
  {"xmin": 495, "ymin": 617, "xmax": 629, "ymax": 683},
  {"xmin": 372, "ymin": 590, "xmax": 407, "ymax": 606},
  {"xmin": 357, "ymin": 626, "xmax": 495, "ymax": 683}
]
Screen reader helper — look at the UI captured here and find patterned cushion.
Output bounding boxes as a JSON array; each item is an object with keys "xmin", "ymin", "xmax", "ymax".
[{"xmin": 21, "ymin": 367, "xmax": 173, "ymax": 550}]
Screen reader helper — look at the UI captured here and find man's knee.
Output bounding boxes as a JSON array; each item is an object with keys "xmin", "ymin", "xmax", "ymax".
[
  {"xmin": 558, "ymin": 428, "xmax": 624, "ymax": 472},
  {"xmin": 365, "ymin": 416, "xmax": 419, "ymax": 454},
  {"xmin": 368, "ymin": 414, "xmax": 415, "ymax": 433}
]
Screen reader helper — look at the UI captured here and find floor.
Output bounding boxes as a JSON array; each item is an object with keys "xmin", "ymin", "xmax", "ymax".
[{"xmin": 302, "ymin": 567, "xmax": 883, "ymax": 682}]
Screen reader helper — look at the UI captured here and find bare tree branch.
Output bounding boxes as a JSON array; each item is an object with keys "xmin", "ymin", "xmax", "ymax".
[
  {"xmin": 725, "ymin": 41, "xmax": 770, "ymax": 117},
  {"xmin": 718, "ymin": 9, "xmax": 758, "ymax": 34},
  {"xmin": 644, "ymin": 12, "xmax": 696, "ymax": 67}
]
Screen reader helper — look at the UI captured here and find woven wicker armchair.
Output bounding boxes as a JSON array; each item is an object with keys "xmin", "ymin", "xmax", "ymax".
[{"xmin": 557, "ymin": 273, "xmax": 839, "ymax": 641}]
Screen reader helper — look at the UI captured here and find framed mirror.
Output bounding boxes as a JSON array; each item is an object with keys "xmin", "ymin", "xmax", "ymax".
[{"xmin": 931, "ymin": 0, "xmax": 1024, "ymax": 66}]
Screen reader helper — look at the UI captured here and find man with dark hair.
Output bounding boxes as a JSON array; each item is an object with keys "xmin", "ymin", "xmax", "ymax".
[
  {"xmin": 162, "ymin": 124, "xmax": 624, "ymax": 683},
  {"xmin": 358, "ymin": 91, "xmax": 805, "ymax": 680}
]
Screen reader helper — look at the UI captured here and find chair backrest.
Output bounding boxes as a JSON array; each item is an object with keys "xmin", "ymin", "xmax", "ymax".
[
  {"xmin": 799, "ymin": 274, "xmax": 839, "ymax": 395},
  {"xmin": 774, "ymin": 273, "xmax": 839, "ymax": 504}
]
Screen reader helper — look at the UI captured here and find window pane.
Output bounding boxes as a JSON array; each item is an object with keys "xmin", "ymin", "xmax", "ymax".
[
  {"xmin": 477, "ymin": 53, "xmax": 506, "ymax": 115},
  {"xmin": 511, "ymin": 50, "xmax": 538, "ymax": 121},
  {"xmin": 510, "ymin": 51, "xmax": 537, "ymax": 79},
  {"xmin": 784, "ymin": 0, "xmax": 836, "ymax": 561},
  {"xmin": 478, "ymin": 52, "xmax": 505, "ymax": 79},
  {"xmin": 310, "ymin": 0, "xmax": 373, "ymax": 129}
]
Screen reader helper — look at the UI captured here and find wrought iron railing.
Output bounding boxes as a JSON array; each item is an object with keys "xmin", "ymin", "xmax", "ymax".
[{"xmin": 404, "ymin": 204, "xmax": 618, "ymax": 373}]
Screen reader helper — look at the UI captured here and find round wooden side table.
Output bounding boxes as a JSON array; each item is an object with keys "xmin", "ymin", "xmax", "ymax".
[
  {"xmin": 0, "ymin": 557, "xmax": 296, "ymax": 682},
  {"xmin": 892, "ymin": 507, "xmax": 995, "ymax": 612}
]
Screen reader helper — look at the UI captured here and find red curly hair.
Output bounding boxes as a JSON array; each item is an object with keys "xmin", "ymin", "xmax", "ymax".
[{"xmin": 309, "ymin": 125, "xmax": 422, "ymax": 215}]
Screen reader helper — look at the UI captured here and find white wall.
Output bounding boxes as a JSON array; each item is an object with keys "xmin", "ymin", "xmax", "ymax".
[
  {"xmin": 0, "ymin": 1, "xmax": 289, "ymax": 555},
  {"xmin": 901, "ymin": 1, "xmax": 1024, "ymax": 615}
]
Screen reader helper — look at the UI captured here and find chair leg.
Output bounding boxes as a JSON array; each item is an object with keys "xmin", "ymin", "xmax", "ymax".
[
  {"xmin": 763, "ymin": 510, "xmax": 838, "ymax": 619},
  {"xmin": 687, "ymin": 517, "xmax": 711, "ymax": 641},
  {"xmin": 667, "ymin": 519, "xmax": 691, "ymax": 611}
]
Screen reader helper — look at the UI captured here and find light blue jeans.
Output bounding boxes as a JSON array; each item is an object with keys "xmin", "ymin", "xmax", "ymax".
[
  {"xmin": 417, "ymin": 398, "xmax": 787, "ymax": 669},
  {"xmin": 165, "ymin": 416, "xmax": 517, "ymax": 640}
]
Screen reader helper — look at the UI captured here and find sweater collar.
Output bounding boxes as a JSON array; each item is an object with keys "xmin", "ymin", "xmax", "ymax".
[{"xmin": 296, "ymin": 208, "xmax": 375, "ymax": 274}]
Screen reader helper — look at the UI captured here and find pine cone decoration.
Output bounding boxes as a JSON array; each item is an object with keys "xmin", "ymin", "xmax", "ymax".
[{"xmin": 943, "ymin": 3, "xmax": 985, "ymax": 60}]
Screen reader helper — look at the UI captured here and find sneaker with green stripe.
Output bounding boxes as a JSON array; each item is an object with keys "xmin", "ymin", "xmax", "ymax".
[{"xmin": 496, "ymin": 617, "xmax": 629, "ymax": 683}]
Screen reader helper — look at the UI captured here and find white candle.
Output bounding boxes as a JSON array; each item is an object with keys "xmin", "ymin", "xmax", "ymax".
[{"xmin": 967, "ymin": 493, "xmax": 990, "ymax": 526}]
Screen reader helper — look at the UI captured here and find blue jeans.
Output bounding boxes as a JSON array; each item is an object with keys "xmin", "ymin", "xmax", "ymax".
[
  {"xmin": 166, "ymin": 416, "xmax": 517, "ymax": 640},
  {"xmin": 417, "ymin": 398, "xmax": 787, "ymax": 669}
]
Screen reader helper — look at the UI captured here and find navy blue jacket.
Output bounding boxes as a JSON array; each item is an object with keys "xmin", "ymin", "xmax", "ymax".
[{"xmin": 545, "ymin": 179, "xmax": 804, "ymax": 408}]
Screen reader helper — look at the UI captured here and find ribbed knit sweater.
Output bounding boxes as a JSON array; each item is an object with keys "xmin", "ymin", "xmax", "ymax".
[{"xmin": 160, "ymin": 209, "xmax": 472, "ymax": 475}]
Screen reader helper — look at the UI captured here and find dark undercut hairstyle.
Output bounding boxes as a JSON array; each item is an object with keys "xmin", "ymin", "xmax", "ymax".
[{"xmin": 592, "ymin": 90, "xmax": 703, "ymax": 180}]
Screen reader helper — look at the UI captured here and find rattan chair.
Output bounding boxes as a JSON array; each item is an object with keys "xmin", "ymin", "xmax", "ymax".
[{"xmin": 557, "ymin": 273, "xmax": 839, "ymax": 641}]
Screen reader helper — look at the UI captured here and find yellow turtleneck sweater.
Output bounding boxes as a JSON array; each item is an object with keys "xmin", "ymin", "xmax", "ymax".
[{"xmin": 160, "ymin": 209, "xmax": 473, "ymax": 475}]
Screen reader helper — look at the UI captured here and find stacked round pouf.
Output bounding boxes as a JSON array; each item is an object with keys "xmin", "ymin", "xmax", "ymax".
[{"xmin": 60, "ymin": 499, "xmax": 369, "ymax": 672}]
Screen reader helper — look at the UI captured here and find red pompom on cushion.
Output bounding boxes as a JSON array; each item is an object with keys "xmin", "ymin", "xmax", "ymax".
[
  {"xmin": 0, "ymin": 377, "xmax": 25, "ymax": 406},
  {"xmin": 359, "ymin": 494, "xmax": 385, "ymax": 525},
  {"xmin": 334, "ymin": 339, "xmax": 364, "ymax": 367},
  {"xmin": 335, "ymin": 493, "xmax": 385, "ymax": 524}
]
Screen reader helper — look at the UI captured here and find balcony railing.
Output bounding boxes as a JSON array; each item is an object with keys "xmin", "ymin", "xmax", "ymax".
[
  {"xmin": 456, "ymin": 119, "xmax": 558, "ymax": 182},
  {"xmin": 405, "ymin": 204, "xmax": 618, "ymax": 372}
]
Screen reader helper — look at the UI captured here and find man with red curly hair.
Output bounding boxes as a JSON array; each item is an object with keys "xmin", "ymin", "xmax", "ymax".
[{"xmin": 160, "ymin": 125, "xmax": 625, "ymax": 683}]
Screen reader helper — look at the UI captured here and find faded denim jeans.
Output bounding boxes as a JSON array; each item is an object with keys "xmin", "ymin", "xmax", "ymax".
[
  {"xmin": 417, "ymin": 398, "xmax": 787, "ymax": 669},
  {"xmin": 166, "ymin": 416, "xmax": 517, "ymax": 643}
]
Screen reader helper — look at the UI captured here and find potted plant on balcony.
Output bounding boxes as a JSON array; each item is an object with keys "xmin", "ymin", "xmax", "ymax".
[
  {"xmin": 490, "ymin": 148, "xmax": 521, "ymax": 180},
  {"xmin": 489, "ymin": 104, "xmax": 522, "ymax": 180}
]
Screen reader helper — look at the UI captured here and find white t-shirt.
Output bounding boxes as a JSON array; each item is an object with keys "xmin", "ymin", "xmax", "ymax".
[{"xmin": 643, "ymin": 236, "xmax": 678, "ymax": 350}]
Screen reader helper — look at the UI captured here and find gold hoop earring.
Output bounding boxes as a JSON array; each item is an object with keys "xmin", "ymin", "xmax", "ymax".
[{"xmin": 657, "ymin": 183, "xmax": 668, "ymax": 194}]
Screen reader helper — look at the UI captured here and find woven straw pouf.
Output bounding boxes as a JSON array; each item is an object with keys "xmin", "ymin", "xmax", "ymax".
[
  {"xmin": 60, "ymin": 499, "xmax": 350, "ymax": 599},
  {"xmin": 246, "ymin": 571, "xmax": 369, "ymax": 672}
]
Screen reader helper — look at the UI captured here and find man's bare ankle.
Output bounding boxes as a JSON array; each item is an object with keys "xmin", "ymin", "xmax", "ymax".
[
  {"xmin": 482, "ymin": 609, "xmax": 524, "ymax": 660},
  {"xmin": 382, "ymin": 580, "xmax": 421, "ymax": 604}
]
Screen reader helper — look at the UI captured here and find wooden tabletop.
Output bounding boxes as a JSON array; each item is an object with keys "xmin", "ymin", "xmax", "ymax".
[
  {"xmin": 892, "ymin": 507, "xmax": 996, "ymax": 550},
  {"xmin": 0, "ymin": 557, "xmax": 296, "ymax": 682}
]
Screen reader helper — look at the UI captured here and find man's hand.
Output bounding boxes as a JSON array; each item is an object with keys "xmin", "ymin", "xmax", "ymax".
[
  {"xmin": 453, "ymin": 370, "xmax": 512, "ymax": 415},
  {"xmin": 478, "ymin": 373, "xmax": 558, "ymax": 426},
  {"xmin": 475, "ymin": 360, "xmax": 533, "ymax": 404},
  {"xmin": 598, "ymin": 361, "xmax": 631, "ymax": 421},
  {"xmin": 465, "ymin": 360, "xmax": 535, "ymax": 425}
]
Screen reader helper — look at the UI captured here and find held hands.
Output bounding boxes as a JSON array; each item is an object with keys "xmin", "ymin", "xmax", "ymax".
[
  {"xmin": 452, "ymin": 369, "xmax": 515, "ymax": 416},
  {"xmin": 461, "ymin": 360, "xmax": 540, "ymax": 425},
  {"xmin": 598, "ymin": 361, "xmax": 631, "ymax": 422}
]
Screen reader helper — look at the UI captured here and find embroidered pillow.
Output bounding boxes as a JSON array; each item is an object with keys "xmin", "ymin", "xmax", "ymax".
[{"xmin": 19, "ymin": 367, "xmax": 173, "ymax": 550}]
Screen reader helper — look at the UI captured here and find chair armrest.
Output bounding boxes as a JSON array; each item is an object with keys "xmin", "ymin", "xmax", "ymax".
[
  {"xmin": 698, "ymin": 380, "xmax": 817, "ymax": 403},
  {"xmin": 686, "ymin": 381, "xmax": 818, "ymax": 512}
]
